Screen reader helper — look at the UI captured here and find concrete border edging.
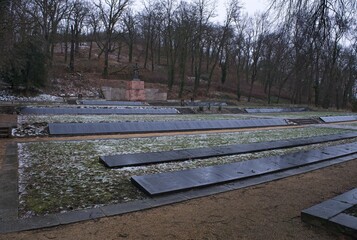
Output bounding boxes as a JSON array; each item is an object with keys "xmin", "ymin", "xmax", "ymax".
[{"xmin": 301, "ymin": 188, "xmax": 357, "ymax": 238}]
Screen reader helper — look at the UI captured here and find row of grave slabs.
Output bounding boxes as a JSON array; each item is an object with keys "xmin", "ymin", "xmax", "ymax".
[
  {"xmin": 60, "ymin": 109, "xmax": 357, "ymax": 196},
  {"xmin": 96, "ymin": 132, "xmax": 357, "ymax": 196}
]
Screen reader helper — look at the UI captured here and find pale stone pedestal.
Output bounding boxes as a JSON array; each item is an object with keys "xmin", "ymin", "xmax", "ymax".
[{"xmin": 125, "ymin": 81, "xmax": 146, "ymax": 101}]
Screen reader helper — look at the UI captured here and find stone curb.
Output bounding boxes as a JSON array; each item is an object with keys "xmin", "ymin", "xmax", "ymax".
[{"xmin": 301, "ymin": 188, "xmax": 357, "ymax": 238}]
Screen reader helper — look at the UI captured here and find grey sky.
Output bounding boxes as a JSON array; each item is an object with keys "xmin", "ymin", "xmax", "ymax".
[
  {"xmin": 213, "ymin": 0, "xmax": 269, "ymax": 23},
  {"xmin": 241, "ymin": 0, "xmax": 269, "ymax": 14}
]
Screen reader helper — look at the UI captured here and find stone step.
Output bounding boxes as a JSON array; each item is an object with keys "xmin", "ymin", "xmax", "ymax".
[{"xmin": 0, "ymin": 127, "xmax": 10, "ymax": 138}]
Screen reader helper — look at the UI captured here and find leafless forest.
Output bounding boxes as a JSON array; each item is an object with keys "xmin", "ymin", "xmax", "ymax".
[{"xmin": 0, "ymin": 0, "xmax": 356, "ymax": 108}]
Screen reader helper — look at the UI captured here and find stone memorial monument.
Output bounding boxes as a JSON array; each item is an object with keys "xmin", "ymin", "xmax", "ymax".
[{"xmin": 125, "ymin": 63, "xmax": 146, "ymax": 101}]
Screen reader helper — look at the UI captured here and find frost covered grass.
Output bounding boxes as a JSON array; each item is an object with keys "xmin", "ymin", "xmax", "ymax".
[
  {"xmin": 18, "ymin": 112, "xmax": 354, "ymax": 125},
  {"xmin": 251, "ymin": 111, "xmax": 356, "ymax": 119},
  {"xmin": 0, "ymin": 90, "xmax": 63, "ymax": 103},
  {"xmin": 18, "ymin": 126, "xmax": 352, "ymax": 217},
  {"xmin": 18, "ymin": 114, "xmax": 249, "ymax": 124}
]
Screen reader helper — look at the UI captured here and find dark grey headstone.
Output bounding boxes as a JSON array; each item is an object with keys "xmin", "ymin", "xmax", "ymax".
[
  {"xmin": 332, "ymin": 189, "xmax": 357, "ymax": 205},
  {"xmin": 320, "ymin": 115, "xmax": 357, "ymax": 123},
  {"xmin": 131, "ymin": 142, "xmax": 357, "ymax": 196},
  {"xmin": 330, "ymin": 213, "xmax": 357, "ymax": 232},
  {"xmin": 100, "ymin": 132, "xmax": 357, "ymax": 168},
  {"xmin": 78, "ymin": 100, "xmax": 146, "ymax": 106},
  {"xmin": 49, "ymin": 118, "xmax": 288, "ymax": 135},
  {"xmin": 184, "ymin": 102, "xmax": 228, "ymax": 107},
  {"xmin": 245, "ymin": 107, "xmax": 307, "ymax": 113},
  {"xmin": 302, "ymin": 200, "xmax": 353, "ymax": 220}
]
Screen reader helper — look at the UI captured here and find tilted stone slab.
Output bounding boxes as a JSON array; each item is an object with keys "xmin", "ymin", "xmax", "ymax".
[
  {"xmin": 320, "ymin": 115, "xmax": 357, "ymax": 123},
  {"xmin": 131, "ymin": 142, "xmax": 357, "ymax": 196},
  {"xmin": 245, "ymin": 107, "xmax": 307, "ymax": 113},
  {"xmin": 184, "ymin": 102, "xmax": 228, "ymax": 107},
  {"xmin": 21, "ymin": 107, "xmax": 177, "ymax": 115},
  {"xmin": 49, "ymin": 118, "xmax": 288, "ymax": 136},
  {"xmin": 77, "ymin": 100, "xmax": 146, "ymax": 106},
  {"xmin": 100, "ymin": 132, "xmax": 357, "ymax": 168}
]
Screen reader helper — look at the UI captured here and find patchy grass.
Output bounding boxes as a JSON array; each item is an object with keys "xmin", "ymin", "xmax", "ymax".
[
  {"xmin": 250, "ymin": 112, "xmax": 357, "ymax": 119},
  {"xmin": 18, "ymin": 112, "xmax": 355, "ymax": 124},
  {"xmin": 18, "ymin": 126, "xmax": 353, "ymax": 217},
  {"xmin": 18, "ymin": 114, "xmax": 250, "ymax": 125}
]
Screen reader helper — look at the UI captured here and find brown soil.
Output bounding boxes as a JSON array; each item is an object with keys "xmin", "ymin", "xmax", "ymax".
[{"xmin": 0, "ymin": 129, "xmax": 356, "ymax": 239}]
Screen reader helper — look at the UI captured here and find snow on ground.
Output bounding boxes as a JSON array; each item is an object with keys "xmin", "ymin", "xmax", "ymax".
[
  {"xmin": 0, "ymin": 90, "xmax": 63, "ymax": 102},
  {"xmin": 17, "ymin": 126, "xmax": 352, "ymax": 218}
]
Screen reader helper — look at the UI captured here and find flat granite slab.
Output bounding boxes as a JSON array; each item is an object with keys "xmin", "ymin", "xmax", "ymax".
[
  {"xmin": 21, "ymin": 107, "xmax": 178, "ymax": 115},
  {"xmin": 49, "ymin": 118, "xmax": 288, "ymax": 136},
  {"xmin": 245, "ymin": 107, "xmax": 308, "ymax": 113},
  {"xmin": 100, "ymin": 132, "xmax": 357, "ymax": 168},
  {"xmin": 77, "ymin": 100, "xmax": 146, "ymax": 106},
  {"xmin": 301, "ymin": 188, "xmax": 357, "ymax": 238},
  {"xmin": 131, "ymin": 142, "xmax": 357, "ymax": 196},
  {"xmin": 320, "ymin": 115, "xmax": 357, "ymax": 123}
]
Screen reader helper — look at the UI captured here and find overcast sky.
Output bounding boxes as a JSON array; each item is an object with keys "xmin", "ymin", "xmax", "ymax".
[
  {"xmin": 132, "ymin": 0, "xmax": 271, "ymax": 23},
  {"xmin": 214, "ymin": 0, "xmax": 270, "ymax": 23},
  {"xmin": 241, "ymin": 0, "xmax": 269, "ymax": 14}
]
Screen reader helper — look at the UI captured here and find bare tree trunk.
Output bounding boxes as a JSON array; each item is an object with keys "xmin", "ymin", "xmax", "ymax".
[
  {"xmin": 88, "ymin": 39, "xmax": 93, "ymax": 60},
  {"xmin": 64, "ymin": 21, "xmax": 69, "ymax": 63},
  {"xmin": 117, "ymin": 41, "xmax": 122, "ymax": 62},
  {"xmin": 69, "ymin": 25, "xmax": 75, "ymax": 72}
]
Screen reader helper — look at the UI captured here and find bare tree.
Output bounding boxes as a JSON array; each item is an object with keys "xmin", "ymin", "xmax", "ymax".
[
  {"xmin": 191, "ymin": 0, "xmax": 215, "ymax": 97},
  {"xmin": 87, "ymin": 6, "xmax": 100, "ymax": 60},
  {"xmin": 162, "ymin": 0, "xmax": 177, "ymax": 90},
  {"xmin": 94, "ymin": 0, "xmax": 130, "ymax": 78},
  {"xmin": 206, "ymin": 0, "xmax": 239, "ymax": 93},
  {"xmin": 71, "ymin": 0, "xmax": 89, "ymax": 54},
  {"xmin": 123, "ymin": 9, "xmax": 137, "ymax": 63},
  {"xmin": 23, "ymin": 0, "xmax": 71, "ymax": 60}
]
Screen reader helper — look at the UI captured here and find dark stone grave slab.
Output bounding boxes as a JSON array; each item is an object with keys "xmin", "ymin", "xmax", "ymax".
[
  {"xmin": 332, "ymin": 188, "xmax": 357, "ymax": 205},
  {"xmin": 320, "ymin": 115, "xmax": 357, "ymax": 123},
  {"xmin": 49, "ymin": 118, "xmax": 288, "ymax": 135},
  {"xmin": 245, "ymin": 107, "xmax": 307, "ymax": 113},
  {"xmin": 77, "ymin": 100, "xmax": 146, "ymax": 106},
  {"xmin": 131, "ymin": 142, "xmax": 357, "ymax": 196},
  {"xmin": 302, "ymin": 200, "xmax": 353, "ymax": 221},
  {"xmin": 329, "ymin": 213, "xmax": 357, "ymax": 238},
  {"xmin": 302, "ymin": 188, "xmax": 357, "ymax": 239},
  {"xmin": 21, "ymin": 106, "xmax": 177, "ymax": 115},
  {"xmin": 100, "ymin": 132, "xmax": 357, "ymax": 168},
  {"xmin": 184, "ymin": 102, "xmax": 228, "ymax": 107}
]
